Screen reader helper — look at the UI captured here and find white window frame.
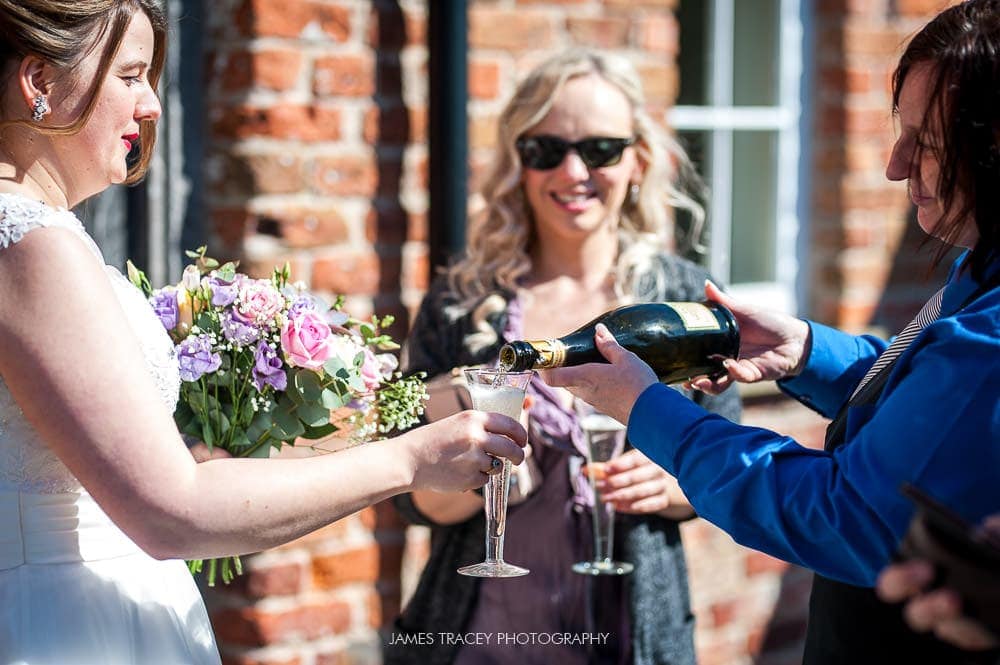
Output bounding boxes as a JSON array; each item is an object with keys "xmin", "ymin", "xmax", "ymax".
[{"xmin": 668, "ymin": 0, "xmax": 804, "ymax": 314}]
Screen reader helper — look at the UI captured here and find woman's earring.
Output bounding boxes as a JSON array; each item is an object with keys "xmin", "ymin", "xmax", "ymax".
[
  {"xmin": 628, "ymin": 182, "xmax": 640, "ymax": 206},
  {"xmin": 31, "ymin": 94, "xmax": 50, "ymax": 122}
]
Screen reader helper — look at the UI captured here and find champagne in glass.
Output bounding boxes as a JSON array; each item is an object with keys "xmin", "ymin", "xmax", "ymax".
[
  {"xmin": 572, "ymin": 413, "xmax": 634, "ymax": 576},
  {"xmin": 457, "ymin": 368, "xmax": 533, "ymax": 578}
]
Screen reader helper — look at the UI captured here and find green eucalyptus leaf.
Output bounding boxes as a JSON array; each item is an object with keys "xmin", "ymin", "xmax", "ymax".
[
  {"xmin": 276, "ymin": 417, "xmax": 305, "ymax": 441},
  {"xmin": 323, "ymin": 357, "xmax": 347, "ymax": 377},
  {"xmin": 272, "ymin": 398, "xmax": 303, "ymax": 439},
  {"xmin": 294, "ymin": 369, "xmax": 323, "ymax": 402},
  {"xmin": 348, "ymin": 372, "xmax": 366, "ymax": 392},
  {"xmin": 203, "ymin": 372, "xmax": 229, "ymax": 390},
  {"xmin": 301, "ymin": 422, "xmax": 338, "ymax": 440},
  {"xmin": 297, "ymin": 402, "xmax": 330, "ymax": 427},
  {"xmin": 217, "ymin": 262, "xmax": 238, "ymax": 281},
  {"xmin": 181, "ymin": 420, "xmax": 202, "ymax": 439},
  {"xmin": 246, "ymin": 440, "xmax": 274, "ymax": 458},
  {"xmin": 207, "ymin": 409, "xmax": 230, "ymax": 436},
  {"xmin": 320, "ymin": 387, "xmax": 345, "ymax": 410},
  {"xmin": 200, "ymin": 422, "xmax": 215, "ymax": 447},
  {"xmin": 195, "ymin": 311, "xmax": 214, "ymax": 330},
  {"xmin": 238, "ymin": 398, "xmax": 256, "ymax": 425},
  {"xmin": 286, "ymin": 370, "xmax": 305, "ymax": 405},
  {"xmin": 203, "ymin": 394, "xmax": 222, "ymax": 414},
  {"xmin": 173, "ymin": 400, "xmax": 196, "ymax": 430},
  {"xmin": 228, "ymin": 427, "xmax": 251, "ymax": 449},
  {"xmin": 245, "ymin": 412, "xmax": 272, "ymax": 443}
]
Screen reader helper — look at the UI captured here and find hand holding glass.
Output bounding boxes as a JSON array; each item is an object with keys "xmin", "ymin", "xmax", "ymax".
[
  {"xmin": 573, "ymin": 413, "xmax": 634, "ymax": 576},
  {"xmin": 457, "ymin": 368, "xmax": 533, "ymax": 578}
]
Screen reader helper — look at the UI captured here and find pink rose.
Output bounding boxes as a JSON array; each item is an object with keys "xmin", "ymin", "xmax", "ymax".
[
  {"xmin": 359, "ymin": 347, "xmax": 382, "ymax": 391},
  {"xmin": 280, "ymin": 310, "xmax": 334, "ymax": 370},
  {"xmin": 236, "ymin": 279, "xmax": 285, "ymax": 326}
]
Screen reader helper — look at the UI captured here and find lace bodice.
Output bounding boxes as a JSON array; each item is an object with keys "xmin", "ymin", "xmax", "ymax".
[{"xmin": 0, "ymin": 193, "xmax": 180, "ymax": 493}]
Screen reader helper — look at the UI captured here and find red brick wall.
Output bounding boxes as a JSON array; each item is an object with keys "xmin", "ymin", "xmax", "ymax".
[
  {"xmin": 199, "ymin": 1, "xmax": 956, "ymax": 664},
  {"xmin": 812, "ymin": 0, "xmax": 959, "ymax": 334},
  {"xmin": 201, "ymin": 2, "xmax": 424, "ymax": 663}
]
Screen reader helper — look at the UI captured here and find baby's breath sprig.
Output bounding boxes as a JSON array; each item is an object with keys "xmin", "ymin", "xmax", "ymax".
[{"xmin": 374, "ymin": 371, "xmax": 428, "ymax": 434}]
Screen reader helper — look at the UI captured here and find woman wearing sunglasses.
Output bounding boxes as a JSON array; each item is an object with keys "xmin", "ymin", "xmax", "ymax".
[{"xmin": 385, "ymin": 49, "xmax": 740, "ymax": 665}]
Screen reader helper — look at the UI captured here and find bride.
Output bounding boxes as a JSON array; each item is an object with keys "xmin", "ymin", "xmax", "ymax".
[{"xmin": 0, "ymin": 2, "xmax": 526, "ymax": 663}]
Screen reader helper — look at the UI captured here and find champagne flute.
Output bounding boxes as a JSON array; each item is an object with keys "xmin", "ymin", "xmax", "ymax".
[
  {"xmin": 457, "ymin": 368, "xmax": 533, "ymax": 578},
  {"xmin": 572, "ymin": 413, "xmax": 634, "ymax": 576}
]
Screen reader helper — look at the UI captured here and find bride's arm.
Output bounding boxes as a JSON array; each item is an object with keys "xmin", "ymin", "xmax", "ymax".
[{"xmin": 0, "ymin": 229, "xmax": 526, "ymax": 560}]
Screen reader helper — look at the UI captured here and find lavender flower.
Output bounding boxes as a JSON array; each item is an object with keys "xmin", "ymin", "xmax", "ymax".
[
  {"xmin": 207, "ymin": 274, "xmax": 239, "ymax": 307},
  {"xmin": 288, "ymin": 294, "xmax": 320, "ymax": 318},
  {"xmin": 177, "ymin": 334, "xmax": 222, "ymax": 382},
  {"xmin": 150, "ymin": 288, "xmax": 179, "ymax": 331},
  {"xmin": 252, "ymin": 341, "xmax": 287, "ymax": 392},
  {"xmin": 220, "ymin": 310, "xmax": 260, "ymax": 346}
]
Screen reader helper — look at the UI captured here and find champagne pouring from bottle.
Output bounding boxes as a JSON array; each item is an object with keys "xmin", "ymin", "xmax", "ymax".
[{"xmin": 499, "ymin": 300, "xmax": 740, "ymax": 384}]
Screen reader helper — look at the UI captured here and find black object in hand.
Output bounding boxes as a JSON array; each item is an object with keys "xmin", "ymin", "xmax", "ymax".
[{"xmin": 898, "ymin": 483, "xmax": 1000, "ymax": 636}]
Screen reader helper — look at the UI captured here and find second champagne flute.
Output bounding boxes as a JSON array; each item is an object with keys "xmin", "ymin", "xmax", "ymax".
[
  {"xmin": 573, "ymin": 413, "xmax": 634, "ymax": 576},
  {"xmin": 457, "ymin": 368, "xmax": 532, "ymax": 578}
]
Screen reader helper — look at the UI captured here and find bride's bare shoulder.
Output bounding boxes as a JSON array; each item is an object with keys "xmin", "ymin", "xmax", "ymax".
[{"xmin": 0, "ymin": 224, "xmax": 108, "ymax": 326}]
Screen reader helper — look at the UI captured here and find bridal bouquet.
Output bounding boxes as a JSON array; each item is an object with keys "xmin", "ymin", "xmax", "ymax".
[{"xmin": 128, "ymin": 247, "xmax": 427, "ymax": 585}]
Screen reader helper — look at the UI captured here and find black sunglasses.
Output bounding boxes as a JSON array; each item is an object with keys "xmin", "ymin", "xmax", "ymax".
[{"xmin": 515, "ymin": 135, "xmax": 636, "ymax": 170}]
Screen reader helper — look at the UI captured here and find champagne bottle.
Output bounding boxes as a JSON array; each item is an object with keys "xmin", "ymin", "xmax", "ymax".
[{"xmin": 498, "ymin": 301, "xmax": 739, "ymax": 384}]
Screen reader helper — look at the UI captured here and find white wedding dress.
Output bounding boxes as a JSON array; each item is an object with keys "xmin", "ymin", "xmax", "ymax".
[{"xmin": 0, "ymin": 193, "xmax": 220, "ymax": 664}]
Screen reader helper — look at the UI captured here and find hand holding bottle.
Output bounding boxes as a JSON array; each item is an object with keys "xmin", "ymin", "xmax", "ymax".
[
  {"xmin": 540, "ymin": 323, "xmax": 657, "ymax": 426},
  {"xmin": 687, "ymin": 281, "xmax": 812, "ymax": 395}
]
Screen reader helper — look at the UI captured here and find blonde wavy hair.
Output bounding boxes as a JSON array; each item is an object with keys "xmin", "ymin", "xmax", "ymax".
[{"xmin": 447, "ymin": 48, "xmax": 706, "ymax": 310}]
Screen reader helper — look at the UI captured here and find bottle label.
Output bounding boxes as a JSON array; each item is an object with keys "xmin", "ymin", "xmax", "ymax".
[
  {"xmin": 664, "ymin": 302, "xmax": 721, "ymax": 331},
  {"xmin": 525, "ymin": 339, "xmax": 567, "ymax": 368}
]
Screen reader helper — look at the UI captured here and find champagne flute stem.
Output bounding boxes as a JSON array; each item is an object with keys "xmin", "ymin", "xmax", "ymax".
[
  {"xmin": 592, "ymin": 494, "xmax": 616, "ymax": 563},
  {"xmin": 482, "ymin": 459, "xmax": 512, "ymax": 563}
]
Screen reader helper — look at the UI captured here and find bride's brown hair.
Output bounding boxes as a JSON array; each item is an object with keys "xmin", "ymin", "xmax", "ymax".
[{"xmin": 0, "ymin": 0, "xmax": 167, "ymax": 184}]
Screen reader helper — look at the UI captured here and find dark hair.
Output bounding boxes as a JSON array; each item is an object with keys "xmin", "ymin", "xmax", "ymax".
[
  {"xmin": 893, "ymin": 0, "xmax": 1000, "ymax": 280},
  {"xmin": 0, "ymin": 0, "xmax": 167, "ymax": 184}
]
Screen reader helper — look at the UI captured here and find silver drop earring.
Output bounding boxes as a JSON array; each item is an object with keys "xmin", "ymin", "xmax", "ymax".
[
  {"xmin": 628, "ymin": 182, "xmax": 640, "ymax": 206},
  {"xmin": 31, "ymin": 94, "xmax": 49, "ymax": 122}
]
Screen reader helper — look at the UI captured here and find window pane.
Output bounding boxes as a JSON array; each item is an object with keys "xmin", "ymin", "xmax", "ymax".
[
  {"xmin": 676, "ymin": 0, "xmax": 709, "ymax": 106},
  {"xmin": 733, "ymin": 0, "xmax": 779, "ymax": 106},
  {"xmin": 675, "ymin": 130, "xmax": 711, "ymax": 267},
  {"xmin": 731, "ymin": 130, "xmax": 777, "ymax": 283}
]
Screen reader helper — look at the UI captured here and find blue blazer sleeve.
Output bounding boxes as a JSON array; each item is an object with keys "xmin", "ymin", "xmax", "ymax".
[
  {"xmin": 777, "ymin": 321, "xmax": 888, "ymax": 418},
  {"xmin": 627, "ymin": 297, "xmax": 1000, "ymax": 586}
]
